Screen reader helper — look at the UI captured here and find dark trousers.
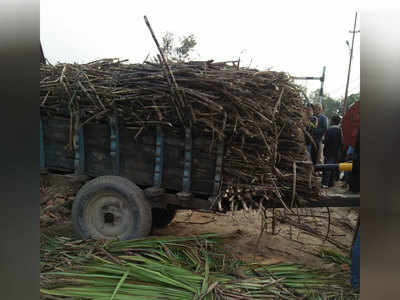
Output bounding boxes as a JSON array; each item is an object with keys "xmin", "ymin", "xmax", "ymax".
[
  {"xmin": 311, "ymin": 142, "xmax": 319, "ymax": 165},
  {"xmin": 322, "ymin": 156, "xmax": 339, "ymax": 187},
  {"xmin": 351, "ymin": 228, "xmax": 360, "ymax": 289}
]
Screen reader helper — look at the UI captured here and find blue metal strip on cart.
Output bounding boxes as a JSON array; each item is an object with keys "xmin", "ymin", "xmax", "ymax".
[
  {"xmin": 153, "ymin": 126, "xmax": 164, "ymax": 187},
  {"xmin": 182, "ymin": 127, "xmax": 192, "ymax": 193},
  {"xmin": 110, "ymin": 116, "xmax": 120, "ymax": 175},
  {"xmin": 74, "ymin": 114, "xmax": 85, "ymax": 175},
  {"xmin": 213, "ymin": 139, "xmax": 224, "ymax": 196}
]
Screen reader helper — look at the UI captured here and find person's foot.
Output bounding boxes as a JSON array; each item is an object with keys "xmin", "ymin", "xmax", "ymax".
[{"xmin": 321, "ymin": 185, "xmax": 329, "ymax": 189}]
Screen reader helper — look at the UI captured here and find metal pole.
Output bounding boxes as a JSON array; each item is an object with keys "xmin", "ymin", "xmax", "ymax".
[
  {"xmin": 40, "ymin": 41, "xmax": 46, "ymax": 64},
  {"xmin": 292, "ymin": 67, "xmax": 325, "ymax": 105},
  {"xmin": 343, "ymin": 12, "xmax": 359, "ymax": 114},
  {"xmin": 319, "ymin": 66, "xmax": 326, "ymax": 106}
]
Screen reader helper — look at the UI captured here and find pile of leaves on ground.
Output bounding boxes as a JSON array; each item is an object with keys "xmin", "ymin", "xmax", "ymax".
[
  {"xmin": 40, "ymin": 59, "xmax": 319, "ymax": 211},
  {"xmin": 40, "ymin": 233, "xmax": 358, "ymax": 299},
  {"xmin": 40, "ymin": 175, "xmax": 82, "ymax": 226}
]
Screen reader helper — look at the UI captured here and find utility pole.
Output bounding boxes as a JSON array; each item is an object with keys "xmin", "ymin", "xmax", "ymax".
[
  {"xmin": 343, "ymin": 12, "xmax": 360, "ymax": 114},
  {"xmin": 40, "ymin": 41, "xmax": 46, "ymax": 64},
  {"xmin": 318, "ymin": 66, "xmax": 326, "ymax": 106},
  {"xmin": 292, "ymin": 66, "xmax": 326, "ymax": 106}
]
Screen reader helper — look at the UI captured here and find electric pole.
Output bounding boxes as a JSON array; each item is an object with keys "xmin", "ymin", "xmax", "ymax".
[
  {"xmin": 319, "ymin": 66, "xmax": 326, "ymax": 106},
  {"xmin": 343, "ymin": 12, "xmax": 360, "ymax": 114},
  {"xmin": 40, "ymin": 41, "xmax": 46, "ymax": 64},
  {"xmin": 292, "ymin": 66, "xmax": 326, "ymax": 106}
]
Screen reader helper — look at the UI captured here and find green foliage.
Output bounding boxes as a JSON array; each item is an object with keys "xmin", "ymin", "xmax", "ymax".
[
  {"xmin": 309, "ymin": 89, "xmax": 341, "ymax": 119},
  {"xmin": 345, "ymin": 92, "xmax": 360, "ymax": 109},
  {"xmin": 175, "ymin": 34, "xmax": 197, "ymax": 61},
  {"xmin": 160, "ymin": 32, "xmax": 174, "ymax": 58},
  {"xmin": 158, "ymin": 32, "xmax": 197, "ymax": 62},
  {"xmin": 309, "ymin": 90, "xmax": 360, "ymax": 119},
  {"xmin": 320, "ymin": 249, "xmax": 351, "ymax": 265}
]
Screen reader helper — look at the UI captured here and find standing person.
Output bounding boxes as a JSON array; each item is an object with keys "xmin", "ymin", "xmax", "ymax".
[
  {"xmin": 349, "ymin": 129, "xmax": 360, "ymax": 193},
  {"xmin": 321, "ymin": 115, "xmax": 343, "ymax": 188},
  {"xmin": 305, "ymin": 104, "xmax": 318, "ymax": 161},
  {"xmin": 312, "ymin": 104, "xmax": 328, "ymax": 165},
  {"xmin": 350, "ymin": 128, "xmax": 360, "ymax": 291}
]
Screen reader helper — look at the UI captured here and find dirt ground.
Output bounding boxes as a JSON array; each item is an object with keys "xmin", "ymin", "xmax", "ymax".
[
  {"xmin": 41, "ymin": 174, "xmax": 359, "ymax": 269},
  {"xmin": 154, "ymin": 207, "xmax": 358, "ymax": 268}
]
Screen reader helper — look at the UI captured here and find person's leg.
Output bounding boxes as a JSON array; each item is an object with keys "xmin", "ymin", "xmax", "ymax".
[
  {"xmin": 335, "ymin": 169, "xmax": 340, "ymax": 181},
  {"xmin": 318, "ymin": 142, "xmax": 324, "ymax": 165},
  {"xmin": 330, "ymin": 156, "xmax": 339, "ymax": 186},
  {"xmin": 315, "ymin": 143, "xmax": 321, "ymax": 165},
  {"xmin": 322, "ymin": 156, "xmax": 335, "ymax": 187},
  {"xmin": 321, "ymin": 156, "xmax": 331, "ymax": 187},
  {"xmin": 351, "ymin": 228, "xmax": 360, "ymax": 290},
  {"xmin": 306, "ymin": 144, "xmax": 312, "ymax": 161},
  {"xmin": 328, "ymin": 156, "xmax": 336, "ymax": 187},
  {"xmin": 311, "ymin": 144, "xmax": 318, "ymax": 165}
]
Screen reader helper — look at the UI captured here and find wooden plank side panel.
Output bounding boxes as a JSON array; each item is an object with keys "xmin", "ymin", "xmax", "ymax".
[
  {"xmin": 123, "ymin": 128, "xmax": 216, "ymax": 194},
  {"xmin": 126, "ymin": 128, "xmax": 218, "ymax": 155},
  {"xmin": 191, "ymin": 150, "xmax": 216, "ymax": 195},
  {"xmin": 43, "ymin": 118, "xmax": 217, "ymax": 196},
  {"xmin": 84, "ymin": 123, "xmax": 113, "ymax": 176},
  {"xmin": 119, "ymin": 128, "xmax": 155, "ymax": 187},
  {"xmin": 162, "ymin": 142, "xmax": 184, "ymax": 191},
  {"xmin": 44, "ymin": 118, "xmax": 74, "ymax": 171}
]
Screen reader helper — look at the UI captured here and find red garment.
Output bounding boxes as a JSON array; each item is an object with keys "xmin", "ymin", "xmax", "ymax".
[{"xmin": 342, "ymin": 101, "xmax": 360, "ymax": 148}]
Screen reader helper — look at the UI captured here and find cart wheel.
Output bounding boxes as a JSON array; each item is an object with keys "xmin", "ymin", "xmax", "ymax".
[
  {"xmin": 72, "ymin": 176, "xmax": 152, "ymax": 240},
  {"xmin": 152, "ymin": 206, "xmax": 177, "ymax": 229}
]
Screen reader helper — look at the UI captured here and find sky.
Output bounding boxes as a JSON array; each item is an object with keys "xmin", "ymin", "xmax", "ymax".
[{"xmin": 40, "ymin": 0, "xmax": 360, "ymax": 99}]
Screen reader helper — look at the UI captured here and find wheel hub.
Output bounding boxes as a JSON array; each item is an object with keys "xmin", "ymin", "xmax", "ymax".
[{"xmin": 85, "ymin": 193, "xmax": 134, "ymax": 239}]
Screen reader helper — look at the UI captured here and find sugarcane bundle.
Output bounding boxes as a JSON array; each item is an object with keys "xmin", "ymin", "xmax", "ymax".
[{"xmin": 40, "ymin": 59, "xmax": 319, "ymax": 210}]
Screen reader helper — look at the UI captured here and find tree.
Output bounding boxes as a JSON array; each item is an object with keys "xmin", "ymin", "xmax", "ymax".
[
  {"xmin": 157, "ymin": 32, "xmax": 197, "ymax": 62},
  {"xmin": 308, "ymin": 90, "xmax": 360, "ymax": 119},
  {"xmin": 297, "ymin": 84, "xmax": 309, "ymax": 104},
  {"xmin": 309, "ymin": 89, "xmax": 341, "ymax": 119},
  {"xmin": 343, "ymin": 92, "xmax": 360, "ymax": 111},
  {"xmin": 334, "ymin": 92, "xmax": 360, "ymax": 115}
]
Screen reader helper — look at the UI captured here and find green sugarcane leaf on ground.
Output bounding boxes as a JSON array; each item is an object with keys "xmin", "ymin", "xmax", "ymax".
[
  {"xmin": 320, "ymin": 249, "xmax": 351, "ymax": 266},
  {"xmin": 110, "ymin": 269, "xmax": 129, "ymax": 300},
  {"xmin": 200, "ymin": 255, "xmax": 210, "ymax": 295},
  {"xmin": 41, "ymin": 234, "xmax": 359, "ymax": 300}
]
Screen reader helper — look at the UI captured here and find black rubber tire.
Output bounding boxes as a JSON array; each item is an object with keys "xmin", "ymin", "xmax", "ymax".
[
  {"xmin": 152, "ymin": 206, "xmax": 177, "ymax": 229},
  {"xmin": 71, "ymin": 176, "xmax": 152, "ymax": 240}
]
